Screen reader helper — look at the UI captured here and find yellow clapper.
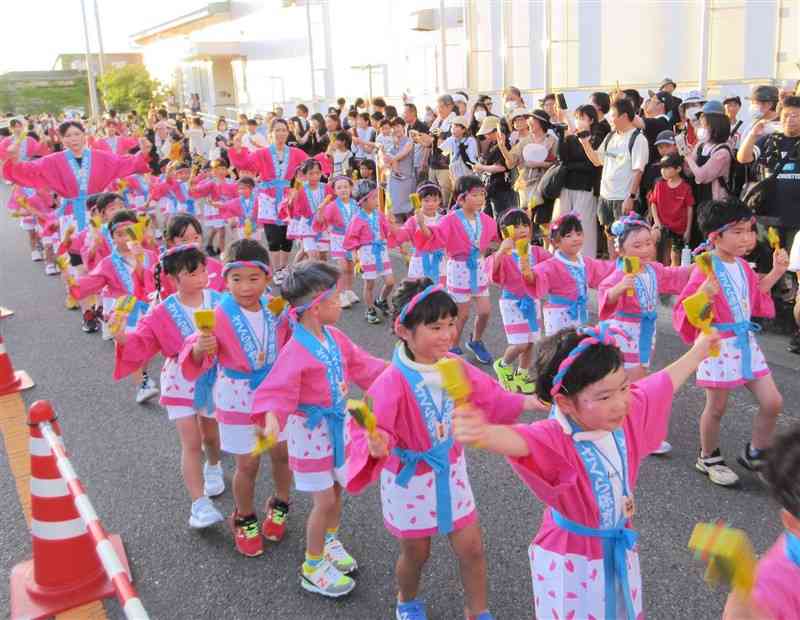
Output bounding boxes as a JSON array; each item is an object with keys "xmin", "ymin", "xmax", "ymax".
[
  {"xmin": 694, "ymin": 251, "xmax": 714, "ymax": 277},
  {"xmin": 252, "ymin": 426, "xmax": 277, "ymax": 456},
  {"xmin": 347, "ymin": 399, "xmax": 377, "ymax": 437},
  {"xmin": 267, "ymin": 296, "xmax": 287, "ymax": 316},
  {"xmin": 110, "ymin": 295, "xmax": 137, "ymax": 335},
  {"xmin": 56, "ymin": 254, "xmax": 76, "ymax": 286},
  {"xmin": 409, "ymin": 193, "xmax": 421, "ymax": 212},
  {"xmin": 90, "ymin": 214, "xmax": 103, "ymax": 230},
  {"xmin": 688, "ymin": 521, "xmax": 756, "ymax": 595},
  {"xmin": 767, "ymin": 226, "xmax": 781, "ymax": 251},
  {"xmin": 436, "ymin": 358, "xmax": 472, "ymax": 408},
  {"xmin": 503, "ymin": 225, "xmax": 516, "ymax": 242},
  {"xmin": 243, "ymin": 218, "xmax": 254, "ymax": 239},
  {"xmin": 622, "ymin": 256, "xmax": 641, "ymax": 297},
  {"xmin": 682, "ymin": 290, "xmax": 720, "ymax": 357},
  {"xmin": 194, "ymin": 309, "xmax": 216, "ymax": 333}
]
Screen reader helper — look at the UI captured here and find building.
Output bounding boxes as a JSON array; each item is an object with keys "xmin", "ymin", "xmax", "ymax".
[
  {"xmin": 0, "ymin": 71, "xmax": 89, "ymax": 115},
  {"xmin": 130, "ymin": 0, "xmax": 800, "ymax": 118},
  {"xmin": 52, "ymin": 53, "xmax": 144, "ymax": 75}
]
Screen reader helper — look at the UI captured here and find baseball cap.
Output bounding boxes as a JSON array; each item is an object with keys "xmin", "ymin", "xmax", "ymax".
[
  {"xmin": 749, "ymin": 85, "xmax": 779, "ymax": 102},
  {"xmin": 680, "ymin": 90, "xmax": 707, "ymax": 109},
  {"xmin": 700, "ymin": 100, "xmax": 725, "ymax": 116},
  {"xmin": 654, "ymin": 130, "xmax": 676, "ymax": 146},
  {"xmin": 722, "ymin": 95, "xmax": 742, "ymax": 106},
  {"xmin": 451, "ymin": 115, "xmax": 468, "ymax": 128},
  {"xmin": 647, "ymin": 90, "xmax": 674, "ymax": 108},
  {"xmin": 658, "ymin": 153, "xmax": 683, "ymax": 168},
  {"xmin": 476, "ymin": 116, "xmax": 501, "ymax": 136},
  {"xmin": 660, "ymin": 77, "xmax": 677, "ymax": 90}
]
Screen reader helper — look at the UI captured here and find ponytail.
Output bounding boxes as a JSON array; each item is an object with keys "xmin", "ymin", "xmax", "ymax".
[{"xmin": 154, "ymin": 262, "xmax": 163, "ymax": 302}]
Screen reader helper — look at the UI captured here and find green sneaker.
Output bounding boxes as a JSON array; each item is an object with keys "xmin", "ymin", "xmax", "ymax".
[
  {"xmin": 493, "ymin": 359, "xmax": 515, "ymax": 391},
  {"xmin": 324, "ymin": 537, "xmax": 358, "ymax": 574},
  {"xmin": 301, "ymin": 559, "xmax": 356, "ymax": 597},
  {"xmin": 513, "ymin": 368, "xmax": 536, "ymax": 395}
]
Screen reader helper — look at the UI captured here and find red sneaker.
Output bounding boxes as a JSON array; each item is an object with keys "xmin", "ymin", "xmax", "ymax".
[
  {"xmin": 261, "ymin": 497, "xmax": 289, "ymax": 541},
  {"xmin": 230, "ymin": 512, "xmax": 263, "ymax": 557}
]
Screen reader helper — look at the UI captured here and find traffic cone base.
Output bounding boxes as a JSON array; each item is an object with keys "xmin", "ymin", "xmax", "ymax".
[
  {"xmin": 10, "ymin": 534, "xmax": 131, "ymax": 620},
  {"xmin": 0, "ymin": 369, "xmax": 34, "ymax": 397}
]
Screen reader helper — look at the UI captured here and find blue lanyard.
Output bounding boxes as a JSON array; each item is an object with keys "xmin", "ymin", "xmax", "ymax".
[
  {"xmin": 614, "ymin": 260, "xmax": 658, "ymax": 365},
  {"xmin": 240, "ymin": 194, "xmax": 255, "ymax": 224},
  {"xmin": 110, "ymin": 251, "xmax": 135, "ymax": 295},
  {"xmin": 335, "ymin": 198, "xmax": 354, "ymax": 226},
  {"xmin": 787, "ymin": 532, "xmax": 800, "ymax": 567},
  {"xmin": 64, "ymin": 148, "xmax": 91, "ymax": 231},
  {"xmin": 219, "ymin": 293, "xmax": 275, "ymax": 372},
  {"xmin": 304, "ymin": 184, "xmax": 324, "ymax": 214}
]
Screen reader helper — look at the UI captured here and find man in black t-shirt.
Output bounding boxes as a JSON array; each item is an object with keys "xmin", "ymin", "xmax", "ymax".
[{"xmin": 636, "ymin": 91, "xmax": 673, "ymax": 163}]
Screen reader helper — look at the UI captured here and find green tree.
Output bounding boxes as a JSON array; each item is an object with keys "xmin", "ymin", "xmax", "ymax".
[{"xmin": 98, "ymin": 65, "xmax": 167, "ymax": 116}]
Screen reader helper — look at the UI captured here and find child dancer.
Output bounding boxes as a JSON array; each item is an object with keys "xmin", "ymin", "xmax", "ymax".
[
  {"xmin": 150, "ymin": 162, "xmax": 197, "ymax": 218},
  {"xmin": 217, "ymin": 177, "xmax": 263, "ymax": 244},
  {"xmin": 453, "ymin": 324, "xmax": 719, "ymax": 620},
  {"xmin": 190, "ymin": 160, "xmax": 237, "ymax": 256},
  {"xmin": 398, "ymin": 183, "xmax": 446, "ymax": 285},
  {"xmin": 673, "ymin": 200, "xmax": 787, "ymax": 487},
  {"xmin": 348, "ymin": 279, "xmax": 544, "ymax": 620},
  {"xmin": 148, "ymin": 214, "xmax": 226, "ymax": 299},
  {"xmin": 343, "ymin": 188, "xmax": 396, "ymax": 324},
  {"xmin": 180, "ymin": 240, "xmax": 293, "ymax": 557},
  {"xmin": 70, "ymin": 209, "xmax": 160, "ymax": 404},
  {"xmin": 529, "ymin": 213, "xmax": 615, "ymax": 335},
  {"xmin": 254, "ymin": 261, "xmax": 386, "ymax": 597},
  {"xmin": 113, "ymin": 245, "xmax": 225, "ymax": 528},
  {"xmin": 416, "ymin": 175, "xmax": 498, "ymax": 364},
  {"xmin": 314, "ymin": 176, "xmax": 359, "ymax": 308},
  {"xmin": 280, "ymin": 159, "xmax": 330, "ymax": 261},
  {"xmin": 722, "ymin": 425, "xmax": 800, "ymax": 619},
  {"xmin": 489, "ymin": 209, "xmax": 552, "ymax": 394}
]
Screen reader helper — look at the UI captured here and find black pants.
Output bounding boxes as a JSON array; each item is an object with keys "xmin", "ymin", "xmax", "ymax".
[{"xmin": 264, "ymin": 224, "xmax": 293, "ymax": 252}]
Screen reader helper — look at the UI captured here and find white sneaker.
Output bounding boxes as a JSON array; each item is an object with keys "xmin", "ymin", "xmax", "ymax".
[
  {"xmin": 45, "ymin": 263, "xmax": 60, "ymax": 276},
  {"xmin": 188, "ymin": 496, "xmax": 224, "ymax": 529},
  {"xmin": 300, "ymin": 559, "xmax": 355, "ymax": 598},
  {"xmin": 101, "ymin": 320, "xmax": 113, "ymax": 341},
  {"xmin": 696, "ymin": 453, "xmax": 740, "ymax": 486},
  {"xmin": 324, "ymin": 537, "xmax": 358, "ymax": 574},
  {"xmin": 347, "ymin": 290, "xmax": 360, "ymax": 304},
  {"xmin": 652, "ymin": 441, "xmax": 672, "ymax": 455},
  {"xmin": 203, "ymin": 462, "xmax": 225, "ymax": 497},
  {"xmin": 136, "ymin": 378, "xmax": 159, "ymax": 404},
  {"xmin": 339, "ymin": 294, "xmax": 352, "ymax": 309},
  {"xmin": 31, "ymin": 249, "xmax": 43, "ymax": 261}
]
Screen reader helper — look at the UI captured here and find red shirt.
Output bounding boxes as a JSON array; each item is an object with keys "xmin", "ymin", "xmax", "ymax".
[{"xmin": 648, "ymin": 178, "xmax": 694, "ymax": 235}]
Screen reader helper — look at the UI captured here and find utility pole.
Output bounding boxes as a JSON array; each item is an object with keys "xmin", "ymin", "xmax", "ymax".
[
  {"xmin": 79, "ymin": 0, "xmax": 99, "ymax": 120},
  {"xmin": 93, "ymin": 0, "xmax": 106, "ymax": 112}
]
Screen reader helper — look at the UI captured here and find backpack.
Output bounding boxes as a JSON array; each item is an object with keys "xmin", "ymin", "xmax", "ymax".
[
  {"xmin": 707, "ymin": 143, "xmax": 747, "ymax": 198},
  {"xmin": 600, "ymin": 127, "xmax": 643, "ymax": 160}
]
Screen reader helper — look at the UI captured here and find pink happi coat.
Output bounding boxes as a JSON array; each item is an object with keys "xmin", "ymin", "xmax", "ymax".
[
  {"xmin": 529, "ymin": 252, "xmax": 615, "ymax": 303},
  {"xmin": 348, "ymin": 354, "xmax": 525, "ymax": 537},
  {"xmin": 191, "ymin": 177, "xmax": 238, "ymax": 202},
  {"xmin": 77, "ymin": 227, "xmax": 112, "ymax": 272},
  {"xmin": 91, "ymin": 135, "xmax": 139, "ymax": 155},
  {"xmin": 313, "ymin": 198, "xmax": 358, "ymax": 236},
  {"xmin": 508, "ymin": 371, "xmax": 675, "ymax": 620},
  {"xmin": 423, "ymin": 210, "xmax": 499, "ymax": 257},
  {"xmin": 70, "ymin": 250, "xmax": 157, "ymax": 301},
  {"xmin": 227, "ymin": 145, "xmax": 307, "ymax": 200},
  {"xmin": 253, "ymin": 326, "xmax": 387, "ymax": 474},
  {"xmin": 145, "ymin": 256, "xmax": 226, "ymax": 300},
  {"xmin": 179, "ymin": 297, "xmax": 291, "ymax": 422},
  {"xmin": 0, "ymin": 135, "xmax": 46, "ymax": 161},
  {"xmin": 598, "ymin": 262, "xmax": 691, "ymax": 319},
  {"xmin": 342, "ymin": 208, "xmax": 398, "ymax": 251},
  {"xmin": 489, "ymin": 245, "xmax": 553, "ymax": 296}
]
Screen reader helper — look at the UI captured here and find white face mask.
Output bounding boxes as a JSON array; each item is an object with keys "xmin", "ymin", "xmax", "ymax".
[
  {"xmin": 575, "ymin": 117, "xmax": 590, "ymax": 131},
  {"xmin": 504, "ymin": 100, "xmax": 517, "ymax": 112},
  {"xmin": 474, "ymin": 110, "xmax": 487, "ymax": 122},
  {"xmin": 750, "ymin": 106, "xmax": 765, "ymax": 120},
  {"xmin": 696, "ymin": 127, "xmax": 708, "ymax": 141}
]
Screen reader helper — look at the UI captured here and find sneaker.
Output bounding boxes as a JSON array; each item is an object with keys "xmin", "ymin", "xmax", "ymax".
[
  {"xmin": 374, "ymin": 297, "xmax": 391, "ymax": 317},
  {"xmin": 324, "ymin": 537, "xmax": 357, "ymax": 574},
  {"xmin": 273, "ymin": 269, "xmax": 286, "ymax": 286},
  {"xmin": 230, "ymin": 512, "xmax": 263, "ymax": 557},
  {"xmin": 466, "ymin": 340, "xmax": 493, "ymax": 365},
  {"xmin": 203, "ymin": 462, "xmax": 225, "ymax": 497},
  {"xmin": 136, "ymin": 376, "xmax": 159, "ymax": 404},
  {"xmin": 396, "ymin": 599, "xmax": 427, "ymax": 620},
  {"xmin": 31, "ymin": 249, "xmax": 43, "ymax": 262},
  {"xmin": 652, "ymin": 441, "xmax": 672, "ymax": 455},
  {"xmin": 339, "ymin": 294, "xmax": 352, "ymax": 309},
  {"xmin": 737, "ymin": 442, "xmax": 767, "ymax": 471},
  {"xmin": 493, "ymin": 359, "xmax": 515, "ymax": 391},
  {"xmin": 45, "ymin": 262, "xmax": 59, "ymax": 276},
  {"xmin": 82, "ymin": 309, "xmax": 99, "ymax": 333},
  {"xmin": 346, "ymin": 289, "xmax": 360, "ymax": 305},
  {"xmin": 101, "ymin": 319, "xmax": 113, "ymax": 341},
  {"xmin": 449, "ymin": 346, "xmax": 464, "ymax": 356},
  {"xmin": 365, "ymin": 307, "xmax": 382, "ymax": 324},
  {"xmin": 512, "ymin": 368, "xmax": 536, "ymax": 395},
  {"xmin": 788, "ymin": 332, "xmax": 800, "ymax": 355},
  {"xmin": 262, "ymin": 497, "xmax": 289, "ymax": 541},
  {"xmin": 695, "ymin": 450, "xmax": 739, "ymax": 486},
  {"xmin": 188, "ymin": 496, "xmax": 224, "ymax": 529},
  {"xmin": 300, "ymin": 559, "xmax": 355, "ymax": 598}
]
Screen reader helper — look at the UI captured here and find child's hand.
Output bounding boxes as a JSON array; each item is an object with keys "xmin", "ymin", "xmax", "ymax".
[
  {"xmin": 499, "ymin": 237, "xmax": 514, "ymax": 255},
  {"xmin": 692, "ymin": 329, "xmax": 721, "ymax": 359},
  {"xmin": 452, "ymin": 405, "xmax": 488, "ymax": 447},
  {"xmin": 367, "ymin": 429, "xmax": 390, "ymax": 458},
  {"xmin": 615, "ymin": 274, "xmax": 636, "ymax": 296},
  {"xmin": 698, "ymin": 275, "xmax": 719, "ymax": 298},
  {"xmin": 263, "ymin": 411, "xmax": 281, "ymax": 442},
  {"xmin": 523, "ymin": 395, "xmax": 549, "ymax": 412},
  {"xmin": 193, "ymin": 332, "xmax": 218, "ymax": 357},
  {"xmin": 772, "ymin": 248, "xmax": 789, "ymax": 274}
]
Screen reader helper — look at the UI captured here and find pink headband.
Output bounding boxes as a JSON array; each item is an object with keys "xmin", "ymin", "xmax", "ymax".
[
  {"xmin": 550, "ymin": 213, "xmax": 581, "ymax": 236},
  {"xmin": 222, "ymin": 260, "xmax": 271, "ymax": 277},
  {"xmin": 358, "ymin": 187, "xmax": 379, "ymax": 207},
  {"xmin": 288, "ymin": 286, "xmax": 336, "ymax": 322},
  {"xmin": 693, "ymin": 217, "xmax": 755, "ymax": 255},
  {"xmin": 549, "ymin": 324, "xmax": 630, "ymax": 398},
  {"xmin": 394, "ymin": 284, "xmax": 444, "ymax": 332},
  {"xmin": 159, "ymin": 243, "xmax": 201, "ymax": 264}
]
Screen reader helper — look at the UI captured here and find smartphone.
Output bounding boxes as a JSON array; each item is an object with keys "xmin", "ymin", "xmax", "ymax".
[
  {"xmin": 576, "ymin": 130, "xmax": 590, "ymax": 139},
  {"xmin": 557, "ymin": 93, "xmax": 568, "ymax": 110}
]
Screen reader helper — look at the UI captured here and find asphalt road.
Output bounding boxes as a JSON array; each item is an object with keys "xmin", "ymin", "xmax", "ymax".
[{"xmin": 1, "ymin": 181, "xmax": 798, "ymax": 620}]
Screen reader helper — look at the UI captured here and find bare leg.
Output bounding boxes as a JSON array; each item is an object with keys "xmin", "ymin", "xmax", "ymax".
[
  {"xmin": 364, "ymin": 279, "xmax": 376, "ymax": 307},
  {"xmin": 700, "ymin": 388, "xmax": 730, "ymax": 456},
  {"xmin": 472, "ymin": 295, "xmax": 491, "ymax": 341},
  {"xmin": 198, "ymin": 415, "xmax": 221, "ymax": 465},
  {"xmin": 449, "ymin": 522, "xmax": 489, "ymax": 616},
  {"xmin": 233, "ymin": 453, "xmax": 261, "ymax": 516},
  {"xmin": 502, "ymin": 343, "xmax": 527, "ymax": 366},
  {"xmin": 455, "ymin": 301, "xmax": 471, "ymax": 346},
  {"xmin": 269, "ymin": 441, "xmax": 292, "ymax": 503},
  {"xmin": 174, "ymin": 416, "xmax": 205, "ymax": 500},
  {"xmin": 745, "ymin": 374, "xmax": 783, "ymax": 450},
  {"xmin": 396, "ymin": 537, "xmax": 431, "ymax": 602},
  {"xmin": 379, "ymin": 274, "xmax": 395, "ymax": 302},
  {"xmin": 306, "ymin": 486, "xmax": 338, "ymax": 556}
]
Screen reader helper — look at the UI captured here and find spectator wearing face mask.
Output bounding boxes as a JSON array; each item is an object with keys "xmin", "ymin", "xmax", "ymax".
[
  {"xmin": 746, "ymin": 85, "xmax": 781, "ymax": 136},
  {"xmin": 685, "ymin": 101, "xmax": 733, "ymax": 204},
  {"xmin": 675, "ymin": 90, "xmax": 707, "ymax": 157},
  {"xmin": 634, "ymin": 91, "xmax": 674, "ymax": 164}
]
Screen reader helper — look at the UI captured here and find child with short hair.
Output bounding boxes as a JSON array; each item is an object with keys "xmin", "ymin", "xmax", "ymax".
[
  {"xmin": 254, "ymin": 261, "xmax": 386, "ymax": 598},
  {"xmin": 353, "ymin": 159, "xmax": 377, "ymax": 202},
  {"xmin": 216, "ymin": 177, "xmax": 262, "ymax": 243},
  {"xmin": 343, "ymin": 188, "xmax": 396, "ymax": 324},
  {"xmin": 348, "ymin": 279, "xmax": 544, "ymax": 620},
  {"xmin": 440, "ymin": 116, "xmax": 478, "ymax": 186},
  {"xmin": 328, "ymin": 131, "xmax": 353, "ymax": 177},
  {"xmin": 673, "ymin": 199, "xmax": 788, "ymax": 487},
  {"xmin": 394, "ymin": 182, "xmax": 446, "ymax": 285},
  {"xmin": 648, "ymin": 153, "xmax": 694, "ymax": 266},
  {"xmin": 453, "ymin": 324, "xmax": 719, "ymax": 620},
  {"xmin": 180, "ymin": 240, "xmax": 293, "ymax": 557},
  {"xmin": 279, "ymin": 159, "xmax": 330, "ymax": 261},
  {"xmin": 722, "ymin": 425, "xmax": 800, "ymax": 619},
  {"xmin": 490, "ymin": 208, "xmax": 551, "ymax": 394}
]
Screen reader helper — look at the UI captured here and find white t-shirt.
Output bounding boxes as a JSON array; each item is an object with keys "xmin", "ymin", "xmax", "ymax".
[
  {"xmin": 242, "ymin": 308, "xmax": 266, "ymax": 347},
  {"xmin": 591, "ymin": 434, "xmax": 625, "ymax": 524},
  {"xmin": 243, "ymin": 132, "xmax": 268, "ymax": 152},
  {"xmin": 722, "ymin": 260, "xmax": 750, "ymax": 319},
  {"xmin": 440, "ymin": 135, "xmax": 479, "ymax": 180},
  {"xmin": 597, "ymin": 127, "xmax": 650, "ymax": 200}
]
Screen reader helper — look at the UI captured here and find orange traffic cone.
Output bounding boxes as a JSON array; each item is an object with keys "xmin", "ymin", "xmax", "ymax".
[
  {"xmin": 0, "ymin": 332, "xmax": 33, "ymax": 396},
  {"xmin": 10, "ymin": 401, "xmax": 130, "ymax": 619}
]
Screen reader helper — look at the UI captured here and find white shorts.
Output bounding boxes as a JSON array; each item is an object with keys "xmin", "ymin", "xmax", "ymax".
[
  {"xmin": 329, "ymin": 232, "xmax": 351, "ymax": 260},
  {"xmin": 499, "ymin": 297, "xmax": 541, "ymax": 344},
  {"xmin": 446, "ymin": 257, "xmax": 489, "ymax": 304},
  {"xmin": 302, "ymin": 235, "xmax": 330, "ymax": 253},
  {"xmin": 20, "ymin": 216, "xmax": 36, "ymax": 231},
  {"xmin": 219, "ymin": 421, "xmax": 259, "ymax": 455},
  {"xmin": 603, "ymin": 318, "xmax": 653, "ymax": 369},
  {"xmin": 294, "ymin": 466, "xmax": 348, "ymax": 492},
  {"xmin": 542, "ymin": 305, "xmax": 581, "ymax": 336},
  {"xmin": 167, "ymin": 406, "xmax": 216, "ymax": 421},
  {"xmin": 358, "ymin": 243, "xmax": 392, "ymax": 280}
]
